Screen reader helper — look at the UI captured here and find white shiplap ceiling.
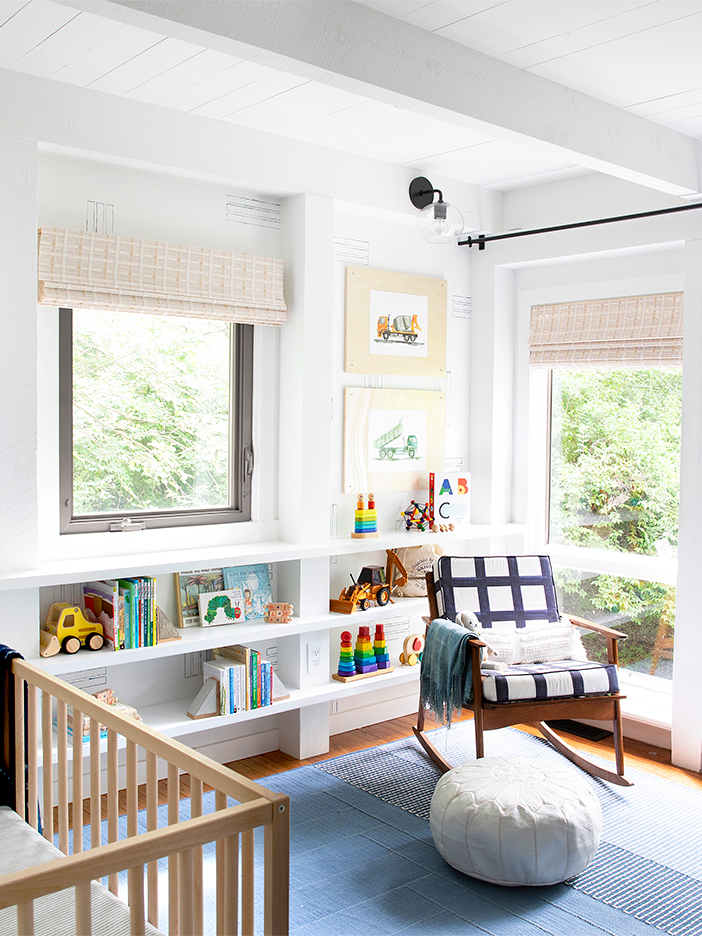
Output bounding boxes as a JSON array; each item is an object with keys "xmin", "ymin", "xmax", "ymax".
[{"xmin": 3, "ymin": 0, "xmax": 702, "ymax": 190}]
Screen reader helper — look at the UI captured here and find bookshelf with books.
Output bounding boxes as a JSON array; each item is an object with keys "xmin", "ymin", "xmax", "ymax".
[{"xmin": 14, "ymin": 526, "xmax": 523, "ymax": 765}]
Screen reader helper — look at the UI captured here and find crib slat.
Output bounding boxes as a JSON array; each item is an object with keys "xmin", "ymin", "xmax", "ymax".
[
  {"xmin": 76, "ymin": 881, "xmax": 91, "ymax": 935},
  {"xmin": 26, "ymin": 683, "xmax": 38, "ymax": 831},
  {"xmin": 178, "ymin": 847, "xmax": 195, "ymax": 936},
  {"xmin": 42, "ymin": 691, "xmax": 53, "ymax": 842},
  {"xmin": 17, "ymin": 901, "xmax": 34, "ymax": 936},
  {"xmin": 14, "ymin": 674, "xmax": 25, "ymax": 821},
  {"xmin": 224, "ymin": 834, "xmax": 239, "ymax": 936},
  {"xmin": 215, "ymin": 790, "xmax": 227, "ymax": 935},
  {"xmin": 72, "ymin": 707, "xmax": 84, "ymax": 853},
  {"xmin": 242, "ymin": 828, "xmax": 255, "ymax": 936},
  {"xmin": 168, "ymin": 763, "xmax": 180, "ymax": 935},
  {"xmin": 107, "ymin": 729, "xmax": 119, "ymax": 895},
  {"xmin": 191, "ymin": 776, "xmax": 204, "ymax": 936},
  {"xmin": 146, "ymin": 750, "xmax": 158, "ymax": 927},
  {"xmin": 56, "ymin": 700, "xmax": 69, "ymax": 855},
  {"xmin": 90, "ymin": 718, "xmax": 101, "ymax": 850},
  {"xmin": 128, "ymin": 864, "xmax": 146, "ymax": 936}
]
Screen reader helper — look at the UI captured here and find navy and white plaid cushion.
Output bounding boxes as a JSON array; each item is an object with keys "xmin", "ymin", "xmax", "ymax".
[
  {"xmin": 433, "ymin": 555, "xmax": 560, "ymax": 631},
  {"xmin": 482, "ymin": 660, "xmax": 619, "ymax": 703}
]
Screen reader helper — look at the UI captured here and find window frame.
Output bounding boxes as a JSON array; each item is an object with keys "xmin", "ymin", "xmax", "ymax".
[{"xmin": 58, "ymin": 307, "xmax": 254, "ymax": 534}]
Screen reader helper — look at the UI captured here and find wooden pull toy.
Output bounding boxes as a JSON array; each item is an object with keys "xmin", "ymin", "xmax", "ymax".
[{"xmin": 399, "ymin": 634, "xmax": 425, "ymax": 666}]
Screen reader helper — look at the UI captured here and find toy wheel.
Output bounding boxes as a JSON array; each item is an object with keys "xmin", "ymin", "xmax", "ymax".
[
  {"xmin": 62, "ymin": 636, "xmax": 80, "ymax": 654},
  {"xmin": 408, "ymin": 653, "xmax": 418, "ymax": 665},
  {"xmin": 358, "ymin": 598, "xmax": 370, "ymax": 611},
  {"xmin": 86, "ymin": 632, "xmax": 104, "ymax": 651},
  {"xmin": 382, "ymin": 330, "xmax": 389, "ymax": 340},
  {"xmin": 376, "ymin": 587, "xmax": 390, "ymax": 606},
  {"xmin": 407, "ymin": 447, "xmax": 416, "ymax": 458},
  {"xmin": 399, "ymin": 652, "xmax": 406, "ymax": 664}
]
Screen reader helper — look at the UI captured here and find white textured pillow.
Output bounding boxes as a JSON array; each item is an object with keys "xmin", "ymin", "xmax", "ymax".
[{"xmin": 455, "ymin": 610, "xmax": 587, "ymax": 664}]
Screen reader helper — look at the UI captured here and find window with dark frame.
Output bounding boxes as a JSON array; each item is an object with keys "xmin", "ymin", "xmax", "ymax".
[{"xmin": 58, "ymin": 308, "xmax": 254, "ymax": 534}]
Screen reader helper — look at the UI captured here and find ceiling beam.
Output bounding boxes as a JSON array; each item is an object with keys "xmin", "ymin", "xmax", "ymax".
[{"xmin": 60, "ymin": 0, "xmax": 702, "ymax": 196}]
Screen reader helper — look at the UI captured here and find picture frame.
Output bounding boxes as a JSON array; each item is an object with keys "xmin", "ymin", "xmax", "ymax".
[
  {"xmin": 343, "ymin": 387, "xmax": 445, "ymax": 494},
  {"xmin": 345, "ymin": 266, "xmax": 447, "ymax": 377},
  {"xmin": 174, "ymin": 568, "xmax": 225, "ymax": 628}
]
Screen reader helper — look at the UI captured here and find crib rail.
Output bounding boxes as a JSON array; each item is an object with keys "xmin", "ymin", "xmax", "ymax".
[{"xmin": 2, "ymin": 658, "xmax": 289, "ymax": 936}]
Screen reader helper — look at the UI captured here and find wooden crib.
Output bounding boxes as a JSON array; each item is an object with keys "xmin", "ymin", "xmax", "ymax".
[{"xmin": 0, "ymin": 655, "xmax": 289, "ymax": 935}]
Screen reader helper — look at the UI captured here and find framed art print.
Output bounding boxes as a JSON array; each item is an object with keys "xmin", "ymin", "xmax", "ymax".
[
  {"xmin": 345, "ymin": 266, "xmax": 447, "ymax": 377},
  {"xmin": 343, "ymin": 387, "xmax": 445, "ymax": 494}
]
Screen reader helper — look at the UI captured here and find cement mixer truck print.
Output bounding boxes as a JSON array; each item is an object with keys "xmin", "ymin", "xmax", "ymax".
[
  {"xmin": 376, "ymin": 313, "xmax": 422, "ymax": 343},
  {"xmin": 373, "ymin": 418, "xmax": 418, "ymax": 460}
]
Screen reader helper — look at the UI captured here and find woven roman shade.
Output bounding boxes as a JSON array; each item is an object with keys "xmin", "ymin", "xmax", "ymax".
[
  {"xmin": 529, "ymin": 293, "xmax": 683, "ymax": 368},
  {"xmin": 37, "ymin": 227, "xmax": 287, "ymax": 325}
]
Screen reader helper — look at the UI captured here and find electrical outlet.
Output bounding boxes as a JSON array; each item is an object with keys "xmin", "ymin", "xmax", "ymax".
[{"xmin": 307, "ymin": 640, "xmax": 324, "ymax": 672}]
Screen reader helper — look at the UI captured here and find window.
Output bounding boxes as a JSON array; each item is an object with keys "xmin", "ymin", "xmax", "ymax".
[
  {"xmin": 529, "ymin": 293, "xmax": 683, "ymax": 683},
  {"xmin": 548, "ymin": 367, "xmax": 680, "ymax": 680},
  {"xmin": 59, "ymin": 308, "xmax": 253, "ymax": 533}
]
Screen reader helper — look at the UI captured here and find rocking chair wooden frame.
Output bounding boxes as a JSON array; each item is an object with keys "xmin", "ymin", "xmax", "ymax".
[{"xmin": 413, "ymin": 569, "xmax": 633, "ymax": 787}]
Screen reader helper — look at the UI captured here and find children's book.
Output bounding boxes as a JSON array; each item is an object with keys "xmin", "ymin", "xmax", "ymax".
[
  {"xmin": 83, "ymin": 580, "xmax": 120, "ymax": 651},
  {"xmin": 176, "ymin": 569, "xmax": 225, "ymax": 628},
  {"xmin": 429, "ymin": 471, "xmax": 471, "ymax": 527},
  {"xmin": 215, "ymin": 644, "xmax": 251, "ymax": 710},
  {"xmin": 222, "ymin": 564, "xmax": 272, "ymax": 621}
]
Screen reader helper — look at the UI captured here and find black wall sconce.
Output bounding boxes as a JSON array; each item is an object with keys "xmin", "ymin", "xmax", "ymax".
[{"xmin": 409, "ymin": 176, "xmax": 468, "ymax": 244}]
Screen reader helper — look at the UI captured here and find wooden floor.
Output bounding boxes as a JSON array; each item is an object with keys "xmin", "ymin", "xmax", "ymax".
[
  {"xmin": 225, "ymin": 709, "xmax": 702, "ymax": 791},
  {"xmin": 74, "ymin": 709, "xmax": 700, "ymax": 830}
]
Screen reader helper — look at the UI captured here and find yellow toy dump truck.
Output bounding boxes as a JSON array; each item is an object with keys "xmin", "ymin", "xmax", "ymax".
[{"xmin": 42, "ymin": 602, "xmax": 105, "ymax": 655}]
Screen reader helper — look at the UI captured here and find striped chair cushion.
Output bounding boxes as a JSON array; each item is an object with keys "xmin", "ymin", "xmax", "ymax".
[
  {"xmin": 433, "ymin": 555, "xmax": 560, "ymax": 630},
  {"xmin": 481, "ymin": 660, "xmax": 619, "ymax": 703}
]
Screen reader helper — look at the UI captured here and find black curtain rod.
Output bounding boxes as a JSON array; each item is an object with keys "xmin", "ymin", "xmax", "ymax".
[{"xmin": 458, "ymin": 199, "xmax": 702, "ymax": 249}]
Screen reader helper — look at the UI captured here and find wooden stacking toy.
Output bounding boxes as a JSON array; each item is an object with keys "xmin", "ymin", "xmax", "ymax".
[
  {"xmin": 332, "ymin": 624, "xmax": 395, "ymax": 682},
  {"xmin": 352, "ymin": 493, "xmax": 379, "ymax": 538}
]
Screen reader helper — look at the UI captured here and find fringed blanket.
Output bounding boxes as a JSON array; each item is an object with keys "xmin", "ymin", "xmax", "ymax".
[{"xmin": 419, "ymin": 619, "xmax": 480, "ymax": 727}]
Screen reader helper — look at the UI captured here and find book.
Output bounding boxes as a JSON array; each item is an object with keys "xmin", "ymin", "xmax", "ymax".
[
  {"xmin": 83, "ymin": 580, "xmax": 120, "ymax": 651},
  {"xmin": 175, "ymin": 569, "xmax": 225, "ymax": 628},
  {"xmin": 429, "ymin": 471, "xmax": 471, "ymax": 528},
  {"xmin": 203, "ymin": 659, "xmax": 232, "ymax": 715},
  {"xmin": 222, "ymin": 564, "xmax": 273, "ymax": 621},
  {"xmin": 198, "ymin": 588, "xmax": 245, "ymax": 627},
  {"xmin": 215, "ymin": 645, "xmax": 251, "ymax": 710},
  {"xmin": 118, "ymin": 579, "xmax": 136, "ymax": 650}
]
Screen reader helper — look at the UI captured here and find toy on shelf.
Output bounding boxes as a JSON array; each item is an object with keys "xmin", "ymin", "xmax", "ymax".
[
  {"xmin": 333, "ymin": 625, "xmax": 395, "ymax": 683},
  {"xmin": 264, "ymin": 602, "xmax": 294, "ymax": 623},
  {"xmin": 399, "ymin": 634, "xmax": 425, "ymax": 666},
  {"xmin": 336, "ymin": 631, "xmax": 357, "ymax": 677},
  {"xmin": 330, "ymin": 552, "xmax": 409, "ymax": 614},
  {"xmin": 41, "ymin": 602, "xmax": 104, "ymax": 656},
  {"xmin": 431, "ymin": 522, "xmax": 455, "ymax": 533},
  {"xmin": 351, "ymin": 493, "xmax": 379, "ymax": 538},
  {"xmin": 373, "ymin": 624, "xmax": 391, "ymax": 670},
  {"xmin": 401, "ymin": 500, "xmax": 432, "ymax": 531},
  {"xmin": 354, "ymin": 626, "xmax": 378, "ymax": 674}
]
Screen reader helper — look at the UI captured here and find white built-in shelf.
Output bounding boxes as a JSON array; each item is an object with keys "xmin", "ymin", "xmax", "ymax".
[
  {"xmin": 32, "ymin": 596, "xmax": 429, "ymax": 675},
  {"xmin": 143, "ymin": 666, "xmax": 421, "ymax": 739},
  {"xmin": 0, "ymin": 525, "xmax": 524, "ymax": 592},
  {"xmin": 40, "ymin": 666, "xmax": 421, "ymax": 765}
]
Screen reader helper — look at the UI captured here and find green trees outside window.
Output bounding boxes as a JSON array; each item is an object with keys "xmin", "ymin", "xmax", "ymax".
[{"xmin": 549, "ymin": 369, "xmax": 681, "ymax": 677}]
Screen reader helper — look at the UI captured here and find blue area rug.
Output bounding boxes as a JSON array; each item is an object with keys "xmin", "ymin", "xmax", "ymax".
[{"xmin": 81, "ymin": 724, "xmax": 702, "ymax": 936}]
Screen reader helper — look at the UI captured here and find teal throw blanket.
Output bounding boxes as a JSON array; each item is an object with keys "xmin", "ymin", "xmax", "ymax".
[{"xmin": 419, "ymin": 618, "xmax": 480, "ymax": 727}]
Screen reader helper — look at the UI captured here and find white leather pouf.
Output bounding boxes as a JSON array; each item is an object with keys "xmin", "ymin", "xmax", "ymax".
[{"xmin": 430, "ymin": 756, "xmax": 602, "ymax": 886}]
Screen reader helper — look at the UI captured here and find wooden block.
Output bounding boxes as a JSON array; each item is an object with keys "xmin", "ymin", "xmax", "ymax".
[{"xmin": 187, "ymin": 678, "xmax": 219, "ymax": 719}]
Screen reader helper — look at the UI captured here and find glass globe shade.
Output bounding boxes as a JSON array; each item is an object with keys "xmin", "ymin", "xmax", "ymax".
[{"xmin": 418, "ymin": 201, "xmax": 464, "ymax": 243}]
